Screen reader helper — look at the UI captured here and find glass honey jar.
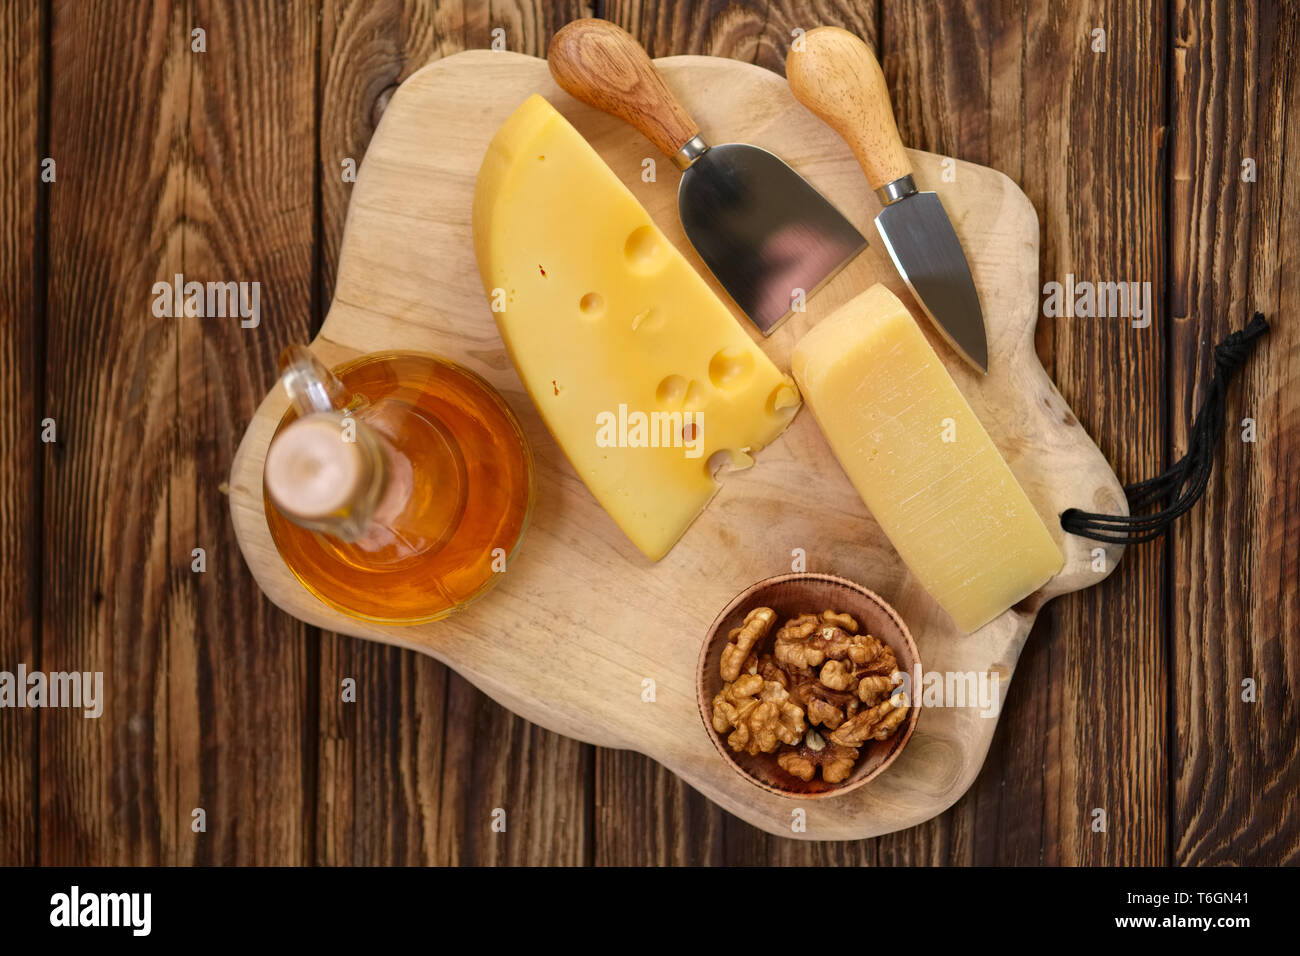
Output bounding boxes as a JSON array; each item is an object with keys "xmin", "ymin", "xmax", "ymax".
[{"xmin": 263, "ymin": 346, "xmax": 534, "ymax": 624}]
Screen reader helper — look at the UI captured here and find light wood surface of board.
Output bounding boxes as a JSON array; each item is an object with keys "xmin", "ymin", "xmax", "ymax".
[{"xmin": 228, "ymin": 50, "xmax": 1126, "ymax": 840}]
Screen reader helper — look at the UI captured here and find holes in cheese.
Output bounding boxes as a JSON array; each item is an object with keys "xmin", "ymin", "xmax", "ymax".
[
  {"xmin": 473, "ymin": 95, "xmax": 801, "ymax": 561},
  {"xmin": 656, "ymin": 375, "xmax": 687, "ymax": 406},
  {"xmin": 791, "ymin": 284, "xmax": 1065, "ymax": 632},
  {"xmin": 707, "ymin": 349, "xmax": 755, "ymax": 392},
  {"xmin": 623, "ymin": 225, "xmax": 668, "ymax": 273}
]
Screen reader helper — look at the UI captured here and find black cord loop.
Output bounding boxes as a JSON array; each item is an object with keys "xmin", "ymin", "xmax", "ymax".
[{"xmin": 1060, "ymin": 312, "xmax": 1270, "ymax": 544}]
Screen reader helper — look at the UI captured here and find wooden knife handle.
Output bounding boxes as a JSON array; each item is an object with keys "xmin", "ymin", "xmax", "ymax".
[
  {"xmin": 785, "ymin": 26, "xmax": 912, "ymax": 194},
  {"xmin": 548, "ymin": 18, "xmax": 700, "ymax": 160}
]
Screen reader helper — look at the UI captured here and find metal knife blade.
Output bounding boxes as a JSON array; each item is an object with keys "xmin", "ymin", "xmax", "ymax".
[
  {"xmin": 677, "ymin": 143, "xmax": 867, "ymax": 334},
  {"xmin": 875, "ymin": 191, "xmax": 988, "ymax": 372}
]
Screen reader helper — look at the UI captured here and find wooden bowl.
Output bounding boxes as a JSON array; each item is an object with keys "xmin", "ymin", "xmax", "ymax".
[{"xmin": 697, "ymin": 572, "xmax": 922, "ymax": 799}]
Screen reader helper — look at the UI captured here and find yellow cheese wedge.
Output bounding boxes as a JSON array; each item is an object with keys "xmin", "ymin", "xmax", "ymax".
[
  {"xmin": 792, "ymin": 285, "xmax": 1064, "ymax": 632},
  {"xmin": 473, "ymin": 95, "xmax": 800, "ymax": 561}
]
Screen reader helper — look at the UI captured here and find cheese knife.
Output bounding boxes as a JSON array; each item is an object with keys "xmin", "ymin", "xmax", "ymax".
[
  {"xmin": 548, "ymin": 18, "xmax": 867, "ymax": 335},
  {"xmin": 786, "ymin": 27, "xmax": 990, "ymax": 373}
]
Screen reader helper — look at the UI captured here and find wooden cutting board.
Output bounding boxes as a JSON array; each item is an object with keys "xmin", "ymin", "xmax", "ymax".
[{"xmin": 228, "ymin": 50, "xmax": 1126, "ymax": 840}]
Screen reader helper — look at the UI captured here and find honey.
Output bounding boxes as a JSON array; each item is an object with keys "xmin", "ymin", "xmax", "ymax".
[{"xmin": 264, "ymin": 349, "xmax": 533, "ymax": 624}]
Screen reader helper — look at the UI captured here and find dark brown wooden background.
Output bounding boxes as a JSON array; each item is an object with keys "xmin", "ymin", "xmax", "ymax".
[{"xmin": 0, "ymin": 0, "xmax": 1295, "ymax": 866}]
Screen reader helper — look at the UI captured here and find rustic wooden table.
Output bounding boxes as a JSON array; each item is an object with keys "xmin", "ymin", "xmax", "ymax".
[{"xmin": 1, "ymin": 0, "xmax": 1295, "ymax": 866}]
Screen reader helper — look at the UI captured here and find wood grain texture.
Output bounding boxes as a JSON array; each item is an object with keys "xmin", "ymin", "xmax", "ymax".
[
  {"xmin": 40, "ymin": 0, "xmax": 315, "ymax": 864},
  {"xmin": 315, "ymin": 0, "xmax": 595, "ymax": 865},
  {"xmin": 316, "ymin": 630, "xmax": 590, "ymax": 864},
  {"xmin": 606, "ymin": 0, "xmax": 876, "ymax": 73},
  {"xmin": 1168, "ymin": 0, "xmax": 1299, "ymax": 865},
  {"xmin": 591, "ymin": 748, "xmax": 724, "ymax": 864},
  {"xmin": 320, "ymin": 0, "xmax": 594, "ymax": 303},
  {"xmin": 229, "ymin": 51, "xmax": 1125, "ymax": 840},
  {"xmin": 181, "ymin": 0, "xmax": 319, "ymax": 866},
  {"xmin": 42, "ymin": 0, "xmax": 187, "ymax": 866},
  {"xmin": 1032, "ymin": 0, "xmax": 1168, "ymax": 868},
  {"xmin": 0, "ymin": 0, "xmax": 40, "ymax": 867}
]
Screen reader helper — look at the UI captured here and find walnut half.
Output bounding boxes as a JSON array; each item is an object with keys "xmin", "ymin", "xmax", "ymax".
[
  {"xmin": 776, "ymin": 728, "xmax": 860, "ymax": 784},
  {"xmin": 828, "ymin": 698, "xmax": 910, "ymax": 747},
  {"xmin": 720, "ymin": 607, "xmax": 778, "ymax": 682},
  {"xmin": 712, "ymin": 673, "xmax": 806, "ymax": 756}
]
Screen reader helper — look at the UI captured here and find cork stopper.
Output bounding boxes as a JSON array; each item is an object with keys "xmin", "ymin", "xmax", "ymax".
[{"xmin": 264, "ymin": 414, "xmax": 369, "ymax": 521}]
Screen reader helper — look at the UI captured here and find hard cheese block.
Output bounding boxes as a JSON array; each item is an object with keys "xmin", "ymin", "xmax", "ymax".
[
  {"xmin": 792, "ymin": 285, "xmax": 1064, "ymax": 632},
  {"xmin": 473, "ymin": 94, "xmax": 800, "ymax": 561}
]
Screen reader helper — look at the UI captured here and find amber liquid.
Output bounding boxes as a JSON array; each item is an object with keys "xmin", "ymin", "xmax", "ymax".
[{"xmin": 265, "ymin": 352, "xmax": 534, "ymax": 623}]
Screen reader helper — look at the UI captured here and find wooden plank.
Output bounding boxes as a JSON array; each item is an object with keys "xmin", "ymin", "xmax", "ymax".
[
  {"xmin": 179, "ymin": 0, "xmax": 319, "ymax": 866},
  {"xmin": 42, "ymin": 0, "xmax": 188, "ymax": 866},
  {"xmin": 315, "ymin": 0, "xmax": 594, "ymax": 865},
  {"xmin": 593, "ymin": 750, "xmax": 724, "ymax": 865},
  {"xmin": 316, "ymin": 635, "xmax": 449, "ymax": 864},
  {"xmin": 319, "ymin": 635, "xmax": 593, "ymax": 864},
  {"xmin": 1168, "ymin": 0, "xmax": 1300, "ymax": 865},
  {"xmin": 0, "ymin": 0, "xmax": 41, "ymax": 867},
  {"xmin": 1011, "ymin": 0, "xmax": 1168, "ymax": 865},
  {"xmin": 41, "ymin": 0, "xmax": 316, "ymax": 864},
  {"xmin": 606, "ymin": 0, "xmax": 876, "ymax": 67},
  {"xmin": 432, "ymin": 675, "xmax": 590, "ymax": 864},
  {"xmin": 319, "ymin": 0, "xmax": 596, "ymax": 304}
]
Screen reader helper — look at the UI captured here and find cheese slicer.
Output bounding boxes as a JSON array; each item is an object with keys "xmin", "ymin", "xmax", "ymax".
[{"xmin": 548, "ymin": 18, "xmax": 867, "ymax": 335}]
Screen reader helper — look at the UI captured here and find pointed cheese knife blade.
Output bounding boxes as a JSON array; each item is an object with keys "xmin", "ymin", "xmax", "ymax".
[
  {"xmin": 549, "ymin": 19, "xmax": 867, "ymax": 335},
  {"xmin": 787, "ymin": 27, "xmax": 989, "ymax": 373},
  {"xmin": 874, "ymin": 192, "xmax": 988, "ymax": 373}
]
